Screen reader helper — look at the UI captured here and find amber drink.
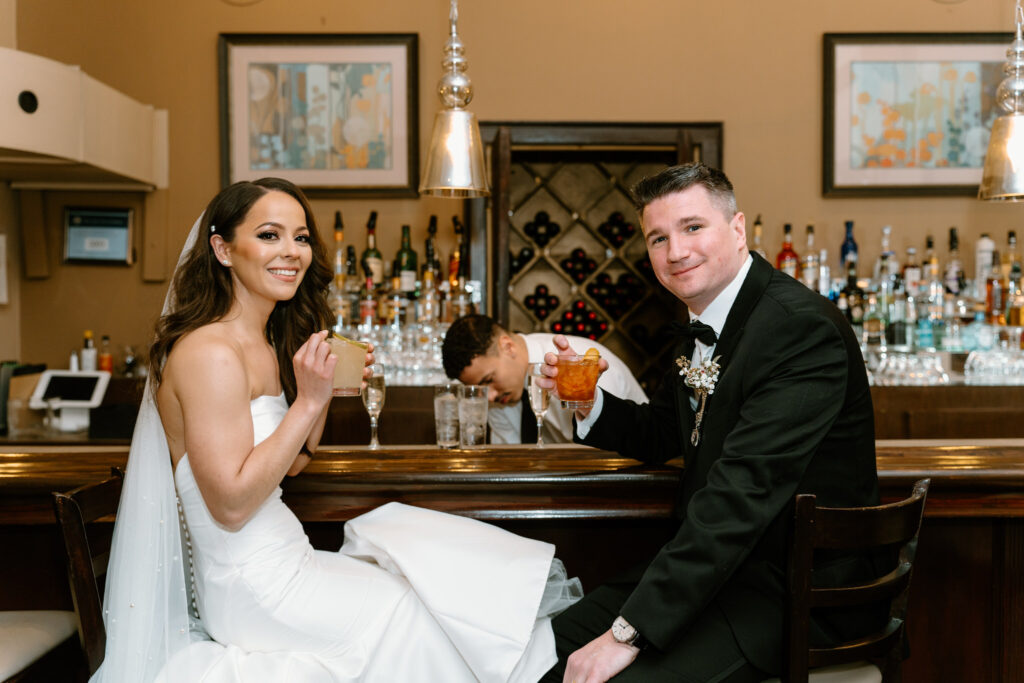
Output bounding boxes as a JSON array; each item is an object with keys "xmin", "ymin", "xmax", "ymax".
[
  {"xmin": 555, "ymin": 355, "xmax": 600, "ymax": 409},
  {"xmin": 329, "ymin": 333, "xmax": 368, "ymax": 396}
]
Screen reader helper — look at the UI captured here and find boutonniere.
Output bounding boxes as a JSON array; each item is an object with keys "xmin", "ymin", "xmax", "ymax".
[{"xmin": 676, "ymin": 354, "xmax": 721, "ymax": 446}]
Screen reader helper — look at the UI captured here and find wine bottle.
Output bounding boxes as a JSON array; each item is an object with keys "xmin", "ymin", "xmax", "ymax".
[
  {"xmin": 395, "ymin": 225, "xmax": 418, "ymax": 294},
  {"xmin": 360, "ymin": 211, "xmax": 384, "ymax": 287},
  {"xmin": 424, "ymin": 215, "xmax": 441, "ymax": 282},
  {"xmin": 902, "ymin": 247, "xmax": 921, "ymax": 297}
]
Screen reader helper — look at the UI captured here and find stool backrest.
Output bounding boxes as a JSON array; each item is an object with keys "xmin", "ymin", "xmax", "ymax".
[
  {"xmin": 52, "ymin": 468, "xmax": 124, "ymax": 676},
  {"xmin": 782, "ymin": 478, "xmax": 930, "ymax": 682}
]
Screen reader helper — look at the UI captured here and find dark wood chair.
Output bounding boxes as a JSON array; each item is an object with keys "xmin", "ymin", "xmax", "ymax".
[
  {"xmin": 768, "ymin": 478, "xmax": 930, "ymax": 683},
  {"xmin": 52, "ymin": 468, "xmax": 124, "ymax": 679}
]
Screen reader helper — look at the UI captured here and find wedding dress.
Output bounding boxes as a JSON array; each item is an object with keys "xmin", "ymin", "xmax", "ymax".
[
  {"xmin": 92, "ymin": 208, "xmax": 580, "ymax": 683},
  {"xmin": 158, "ymin": 393, "xmax": 576, "ymax": 682}
]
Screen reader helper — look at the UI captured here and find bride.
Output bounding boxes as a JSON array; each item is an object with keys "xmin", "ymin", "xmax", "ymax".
[{"xmin": 94, "ymin": 178, "xmax": 580, "ymax": 682}]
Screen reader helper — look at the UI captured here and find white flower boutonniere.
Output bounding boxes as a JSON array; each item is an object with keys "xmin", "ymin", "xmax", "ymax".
[{"xmin": 676, "ymin": 353, "xmax": 721, "ymax": 446}]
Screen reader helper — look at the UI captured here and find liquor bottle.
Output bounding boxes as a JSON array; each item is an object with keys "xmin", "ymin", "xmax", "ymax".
[
  {"xmin": 1007, "ymin": 268, "xmax": 1024, "ymax": 327},
  {"xmin": 800, "ymin": 225, "xmax": 819, "ymax": 290},
  {"xmin": 332, "ymin": 211, "xmax": 345, "ymax": 290},
  {"xmin": 98, "ymin": 335, "xmax": 114, "ymax": 374},
  {"xmin": 861, "ymin": 293, "xmax": 887, "ymax": 354},
  {"xmin": 840, "ymin": 220, "xmax": 858, "ymax": 267},
  {"xmin": 986, "ymin": 249, "xmax": 1006, "ymax": 325},
  {"xmin": 448, "ymin": 215, "xmax": 463, "ymax": 291},
  {"xmin": 360, "ymin": 211, "xmax": 384, "ymax": 287},
  {"xmin": 385, "ymin": 275, "xmax": 409, "ymax": 327},
  {"xmin": 358, "ymin": 265, "xmax": 378, "ymax": 325},
  {"xmin": 81, "ymin": 330, "xmax": 97, "ymax": 372},
  {"xmin": 775, "ymin": 223, "xmax": 800, "ymax": 278},
  {"xmin": 876, "ymin": 252, "xmax": 895, "ymax": 321},
  {"xmin": 975, "ymin": 232, "xmax": 996, "ymax": 297},
  {"xmin": 418, "ymin": 270, "xmax": 440, "ymax": 324},
  {"xmin": 902, "ymin": 247, "xmax": 922, "ymax": 298},
  {"xmin": 923, "ymin": 236, "xmax": 945, "ymax": 326},
  {"xmin": 449, "ymin": 234, "xmax": 474, "ymax": 320},
  {"xmin": 944, "ymin": 227, "xmax": 965, "ymax": 295},
  {"xmin": 424, "ymin": 215, "xmax": 441, "ymax": 282},
  {"xmin": 873, "ymin": 225, "xmax": 898, "ymax": 283},
  {"xmin": 817, "ymin": 248, "xmax": 833, "ymax": 299},
  {"xmin": 841, "ymin": 259, "xmax": 864, "ymax": 327},
  {"xmin": 751, "ymin": 214, "xmax": 767, "ymax": 259},
  {"xmin": 395, "ymin": 225, "xmax": 418, "ymax": 295}
]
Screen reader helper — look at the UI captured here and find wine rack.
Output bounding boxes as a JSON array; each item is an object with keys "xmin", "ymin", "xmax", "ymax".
[{"xmin": 467, "ymin": 123, "xmax": 723, "ymax": 392}]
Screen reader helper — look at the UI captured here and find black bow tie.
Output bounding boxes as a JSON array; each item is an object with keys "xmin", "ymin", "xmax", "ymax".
[{"xmin": 670, "ymin": 319, "xmax": 718, "ymax": 346}]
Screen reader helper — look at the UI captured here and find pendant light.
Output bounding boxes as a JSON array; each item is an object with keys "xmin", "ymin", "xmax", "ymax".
[
  {"xmin": 979, "ymin": 1, "xmax": 1024, "ymax": 201},
  {"xmin": 419, "ymin": 0, "xmax": 490, "ymax": 198}
]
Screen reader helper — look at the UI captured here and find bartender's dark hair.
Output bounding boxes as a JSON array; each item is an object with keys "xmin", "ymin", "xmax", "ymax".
[
  {"xmin": 149, "ymin": 178, "xmax": 331, "ymax": 403},
  {"xmin": 441, "ymin": 314, "xmax": 503, "ymax": 379},
  {"xmin": 630, "ymin": 162, "xmax": 737, "ymax": 220}
]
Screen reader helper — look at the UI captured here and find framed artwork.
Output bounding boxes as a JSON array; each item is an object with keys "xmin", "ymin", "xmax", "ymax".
[
  {"xmin": 823, "ymin": 33, "xmax": 1009, "ymax": 197},
  {"xmin": 219, "ymin": 33, "xmax": 419, "ymax": 198}
]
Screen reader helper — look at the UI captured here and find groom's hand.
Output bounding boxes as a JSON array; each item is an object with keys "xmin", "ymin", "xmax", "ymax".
[
  {"xmin": 563, "ymin": 629, "xmax": 638, "ymax": 683},
  {"xmin": 542, "ymin": 334, "xmax": 609, "ymax": 419}
]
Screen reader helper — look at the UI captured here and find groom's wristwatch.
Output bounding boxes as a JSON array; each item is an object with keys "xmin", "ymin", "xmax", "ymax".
[{"xmin": 611, "ymin": 616, "xmax": 647, "ymax": 649}]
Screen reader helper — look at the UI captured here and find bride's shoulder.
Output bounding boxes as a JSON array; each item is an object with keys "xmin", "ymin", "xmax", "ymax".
[{"xmin": 165, "ymin": 324, "xmax": 244, "ymax": 376}]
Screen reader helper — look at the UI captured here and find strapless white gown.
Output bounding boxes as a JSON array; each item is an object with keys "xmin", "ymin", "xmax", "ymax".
[{"xmin": 160, "ymin": 394, "xmax": 578, "ymax": 682}]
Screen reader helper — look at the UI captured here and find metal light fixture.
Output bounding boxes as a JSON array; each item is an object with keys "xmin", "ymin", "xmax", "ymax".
[
  {"xmin": 419, "ymin": 0, "xmax": 490, "ymax": 198},
  {"xmin": 979, "ymin": 1, "xmax": 1024, "ymax": 201}
]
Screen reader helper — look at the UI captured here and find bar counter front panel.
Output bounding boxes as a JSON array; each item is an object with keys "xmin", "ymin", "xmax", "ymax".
[{"xmin": 1, "ymin": 440, "xmax": 1022, "ymax": 682}]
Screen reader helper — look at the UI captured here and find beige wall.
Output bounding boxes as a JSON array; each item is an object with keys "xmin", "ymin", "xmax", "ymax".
[{"xmin": 12, "ymin": 0, "xmax": 1023, "ymax": 368}]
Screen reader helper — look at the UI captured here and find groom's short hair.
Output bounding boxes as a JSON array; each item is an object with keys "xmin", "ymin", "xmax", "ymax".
[
  {"xmin": 442, "ymin": 314, "xmax": 504, "ymax": 379},
  {"xmin": 631, "ymin": 163, "xmax": 737, "ymax": 220}
]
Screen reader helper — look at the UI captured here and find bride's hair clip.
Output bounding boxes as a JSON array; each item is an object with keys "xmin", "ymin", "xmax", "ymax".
[{"xmin": 210, "ymin": 224, "xmax": 217, "ymax": 234}]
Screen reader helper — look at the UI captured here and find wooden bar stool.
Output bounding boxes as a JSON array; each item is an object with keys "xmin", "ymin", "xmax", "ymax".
[
  {"xmin": 764, "ymin": 479, "xmax": 930, "ymax": 683},
  {"xmin": 51, "ymin": 468, "xmax": 125, "ymax": 679}
]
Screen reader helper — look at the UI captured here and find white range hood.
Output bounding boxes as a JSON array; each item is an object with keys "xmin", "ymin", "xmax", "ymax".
[{"xmin": 0, "ymin": 46, "xmax": 167, "ymax": 190}]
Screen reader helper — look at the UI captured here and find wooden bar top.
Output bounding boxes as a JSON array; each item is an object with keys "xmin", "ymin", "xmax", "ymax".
[{"xmin": 3, "ymin": 440, "xmax": 1024, "ymax": 523}]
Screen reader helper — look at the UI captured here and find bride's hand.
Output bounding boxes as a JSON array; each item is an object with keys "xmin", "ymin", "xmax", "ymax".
[{"xmin": 293, "ymin": 330, "xmax": 336, "ymax": 406}]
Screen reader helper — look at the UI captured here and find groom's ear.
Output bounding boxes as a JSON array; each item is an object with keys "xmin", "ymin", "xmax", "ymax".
[{"xmin": 210, "ymin": 235, "xmax": 232, "ymax": 267}]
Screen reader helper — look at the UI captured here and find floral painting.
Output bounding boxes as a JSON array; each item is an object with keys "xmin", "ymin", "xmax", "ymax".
[
  {"xmin": 220, "ymin": 34, "xmax": 418, "ymax": 197},
  {"xmin": 849, "ymin": 60, "xmax": 1002, "ymax": 171},
  {"xmin": 824, "ymin": 33, "xmax": 1008, "ymax": 196}
]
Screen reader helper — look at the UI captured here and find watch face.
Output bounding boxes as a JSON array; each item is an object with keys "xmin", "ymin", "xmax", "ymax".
[{"xmin": 612, "ymin": 616, "xmax": 636, "ymax": 644}]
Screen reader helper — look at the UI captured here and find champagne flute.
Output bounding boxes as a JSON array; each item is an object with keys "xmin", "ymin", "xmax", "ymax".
[
  {"xmin": 527, "ymin": 363, "xmax": 550, "ymax": 447},
  {"xmin": 362, "ymin": 365, "xmax": 386, "ymax": 449}
]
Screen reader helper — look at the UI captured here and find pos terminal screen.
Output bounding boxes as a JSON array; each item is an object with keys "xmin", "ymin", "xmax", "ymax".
[{"xmin": 40, "ymin": 375, "xmax": 100, "ymax": 402}]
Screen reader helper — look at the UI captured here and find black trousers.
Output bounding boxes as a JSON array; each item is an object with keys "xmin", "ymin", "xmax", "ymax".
[{"xmin": 540, "ymin": 579, "xmax": 768, "ymax": 683}]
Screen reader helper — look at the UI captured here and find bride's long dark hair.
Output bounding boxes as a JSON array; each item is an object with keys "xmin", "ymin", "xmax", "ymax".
[{"xmin": 149, "ymin": 178, "xmax": 332, "ymax": 403}]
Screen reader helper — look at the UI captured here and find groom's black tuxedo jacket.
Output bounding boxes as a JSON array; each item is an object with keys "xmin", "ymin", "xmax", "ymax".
[{"xmin": 579, "ymin": 252, "xmax": 881, "ymax": 672}]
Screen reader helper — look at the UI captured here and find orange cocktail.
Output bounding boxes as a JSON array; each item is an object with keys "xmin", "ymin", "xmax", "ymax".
[{"xmin": 555, "ymin": 355, "xmax": 600, "ymax": 409}]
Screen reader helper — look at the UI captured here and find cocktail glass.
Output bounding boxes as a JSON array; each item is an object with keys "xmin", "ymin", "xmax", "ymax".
[
  {"xmin": 329, "ymin": 333, "xmax": 369, "ymax": 397},
  {"xmin": 554, "ymin": 355, "xmax": 600, "ymax": 409}
]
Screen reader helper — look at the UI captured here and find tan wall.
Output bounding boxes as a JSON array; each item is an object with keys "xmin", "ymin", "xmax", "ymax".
[{"xmin": 12, "ymin": 0, "xmax": 1023, "ymax": 369}]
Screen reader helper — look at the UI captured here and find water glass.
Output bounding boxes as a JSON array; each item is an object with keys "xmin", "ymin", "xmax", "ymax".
[
  {"xmin": 458, "ymin": 384, "xmax": 488, "ymax": 447},
  {"xmin": 433, "ymin": 383, "xmax": 460, "ymax": 449}
]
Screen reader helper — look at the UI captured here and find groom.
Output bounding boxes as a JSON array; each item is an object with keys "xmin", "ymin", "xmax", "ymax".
[{"xmin": 539, "ymin": 163, "xmax": 882, "ymax": 682}]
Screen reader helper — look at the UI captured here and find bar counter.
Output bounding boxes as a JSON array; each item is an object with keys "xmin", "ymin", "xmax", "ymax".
[{"xmin": 1, "ymin": 441, "xmax": 1021, "ymax": 682}]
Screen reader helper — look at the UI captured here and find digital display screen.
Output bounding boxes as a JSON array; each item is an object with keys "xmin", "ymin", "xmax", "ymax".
[{"xmin": 41, "ymin": 375, "xmax": 100, "ymax": 401}]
